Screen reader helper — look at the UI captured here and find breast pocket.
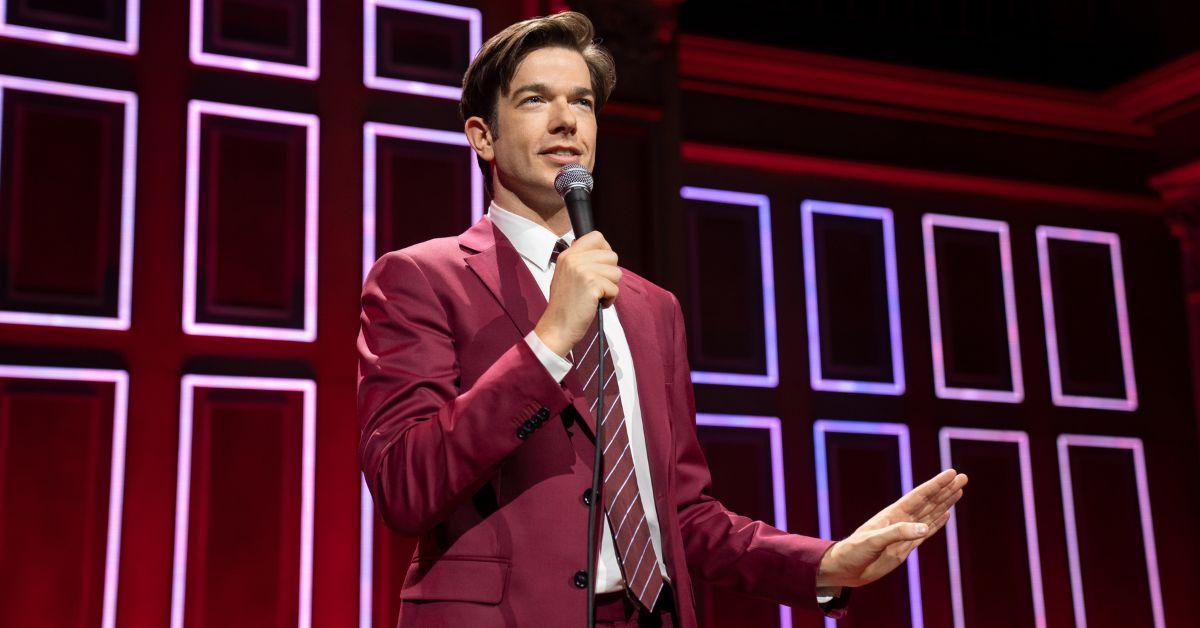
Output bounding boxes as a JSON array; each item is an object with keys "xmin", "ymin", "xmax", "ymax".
[{"xmin": 399, "ymin": 555, "xmax": 511, "ymax": 604}]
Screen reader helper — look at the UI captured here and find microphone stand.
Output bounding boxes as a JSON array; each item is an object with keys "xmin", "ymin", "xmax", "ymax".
[{"xmin": 585, "ymin": 303, "xmax": 605, "ymax": 628}]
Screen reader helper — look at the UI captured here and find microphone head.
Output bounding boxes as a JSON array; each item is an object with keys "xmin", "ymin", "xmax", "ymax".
[{"xmin": 554, "ymin": 163, "xmax": 593, "ymax": 197}]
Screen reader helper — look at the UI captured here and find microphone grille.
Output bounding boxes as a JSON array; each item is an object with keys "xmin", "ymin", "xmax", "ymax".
[{"xmin": 554, "ymin": 163, "xmax": 593, "ymax": 197}]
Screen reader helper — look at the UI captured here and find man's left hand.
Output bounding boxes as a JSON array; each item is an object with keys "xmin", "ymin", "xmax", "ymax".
[{"xmin": 816, "ymin": 468, "xmax": 968, "ymax": 589}]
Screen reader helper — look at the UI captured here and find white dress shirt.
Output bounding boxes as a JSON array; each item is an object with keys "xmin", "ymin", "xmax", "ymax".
[{"xmin": 488, "ymin": 201, "xmax": 671, "ymax": 593}]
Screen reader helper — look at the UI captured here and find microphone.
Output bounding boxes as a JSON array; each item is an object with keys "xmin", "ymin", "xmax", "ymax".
[{"xmin": 554, "ymin": 163, "xmax": 595, "ymax": 236}]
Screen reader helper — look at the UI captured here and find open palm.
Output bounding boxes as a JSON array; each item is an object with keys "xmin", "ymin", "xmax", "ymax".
[{"xmin": 818, "ymin": 468, "xmax": 968, "ymax": 588}]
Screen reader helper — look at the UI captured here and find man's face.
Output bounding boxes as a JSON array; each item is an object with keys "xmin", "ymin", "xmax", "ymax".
[{"xmin": 486, "ymin": 47, "xmax": 598, "ymax": 210}]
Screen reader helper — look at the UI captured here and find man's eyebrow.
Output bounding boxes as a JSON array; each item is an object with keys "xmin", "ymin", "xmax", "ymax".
[{"xmin": 509, "ymin": 83, "xmax": 595, "ymax": 99}]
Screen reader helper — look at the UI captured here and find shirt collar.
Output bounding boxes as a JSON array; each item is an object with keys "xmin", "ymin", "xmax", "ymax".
[{"xmin": 487, "ymin": 201, "xmax": 576, "ymax": 271}]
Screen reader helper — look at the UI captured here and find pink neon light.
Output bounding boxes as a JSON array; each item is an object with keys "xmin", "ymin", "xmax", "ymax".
[
  {"xmin": 802, "ymin": 201, "xmax": 906, "ymax": 395},
  {"xmin": 1056, "ymin": 434, "xmax": 1163, "ymax": 628},
  {"xmin": 922, "ymin": 214, "xmax": 1024, "ymax": 403},
  {"xmin": 0, "ymin": 365, "xmax": 128, "ymax": 628},
  {"xmin": 189, "ymin": 0, "xmax": 320, "ymax": 79},
  {"xmin": 695, "ymin": 413, "xmax": 790, "ymax": 628},
  {"xmin": 680, "ymin": 186, "xmax": 779, "ymax": 388},
  {"xmin": 0, "ymin": 0, "xmax": 140, "ymax": 54},
  {"xmin": 361, "ymin": 121, "xmax": 484, "ymax": 279},
  {"xmin": 938, "ymin": 428, "xmax": 1045, "ymax": 628},
  {"xmin": 363, "ymin": 0, "xmax": 482, "ymax": 99},
  {"xmin": 171, "ymin": 374, "xmax": 316, "ymax": 628},
  {"xmin": 1036, "ymin": 226, "xmax": 1137, "ymax": 411},
  {"xmin": 183, "ymin": 99, "xmax": 319, "ymax": 342},
  {"xmin": 0, "ymin": 75, "xmax": 138, "ymax": 331},
  {"xmin": 813, "ymin": 419, "xmax": 923, "ymax": 628}
]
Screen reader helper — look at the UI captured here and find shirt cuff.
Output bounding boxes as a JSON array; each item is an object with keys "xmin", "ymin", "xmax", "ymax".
[{"xmin": 525, "ymin": 330, "xmax": 572, "ymax": 383}]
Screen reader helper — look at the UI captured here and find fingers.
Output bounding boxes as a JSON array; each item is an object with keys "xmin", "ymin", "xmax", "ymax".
[
  {"xmin": 571, "ymin": 231, "xmax": 613, "ymax": 252},
  {"xmin": 905, "ymin": 471, "xmax": 968, "ymax": 521},
  {"xmin": 866, "ymin": 521, "xmax": 929, "ymax": 551}
]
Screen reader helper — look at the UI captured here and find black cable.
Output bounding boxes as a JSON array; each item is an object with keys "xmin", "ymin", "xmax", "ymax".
[{"xmin": 585, "ymin": 303, "xmax": 605, "ymax": 628}]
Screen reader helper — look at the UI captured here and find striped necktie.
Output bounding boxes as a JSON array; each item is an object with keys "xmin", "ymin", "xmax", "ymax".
[{"xmin": 551, "ymin": 238, "xmax": 665, "ymax": 611}]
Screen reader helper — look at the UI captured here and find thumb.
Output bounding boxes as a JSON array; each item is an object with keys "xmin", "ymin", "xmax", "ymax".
[{"xmin": 868, "ymin": 522, "xmax": 928, "ymax": 550}]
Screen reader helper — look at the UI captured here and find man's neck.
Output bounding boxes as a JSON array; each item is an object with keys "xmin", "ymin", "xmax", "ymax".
[{"xmin": 491, "ymin": 187, "xmax": 572, "ymax": 237}]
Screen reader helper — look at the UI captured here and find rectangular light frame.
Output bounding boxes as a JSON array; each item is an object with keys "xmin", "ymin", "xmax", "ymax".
[
  {"xmin": 189, "ymin": 0, "xmax": 320, "ymax": 79},
  {"xmin": 813, "ymin": 419, "xmax": 922, "ymax": 628},
  {"xmin": 183, "ymin": 99, "xmax": 319, "ymax": 342},
  {"xmin": 1036, "ymin": 226, "xmax": 1137, "ymax": 411},
  {"xmin": 802, "ymin": 200, "xmax": 905, "ymax": 395},
  {"xmin": 938, "ymin": 427, "xmax": 1045, "ymax": 628},
  {"xmin": 171, "ymin": 374, "xmax": 316, "ymax": 628},
  {"xmin": 922, "ymin": 214, "xmax": 1024, "ymax": 403},
  {"xmin": 1056, "ymin": 434, "xmax": 1163, "ymax": 628},
  {"xmin": 0, "ymin": 0, "xmax": 140, "ymax": 55},
  {"xmin": 363, "ymin": 0, "xmax": 481, "ymax": 99},
  {"xmin": 681, "ymin": 186, "xmax": 779, "ymax": 388},
  {"xmin": 362, "ymin": 121, "xmax": 483, "ymax": 278},
  {"xmin": 0, "ymin": 75, "xmax": 138, "ymax": 331}
]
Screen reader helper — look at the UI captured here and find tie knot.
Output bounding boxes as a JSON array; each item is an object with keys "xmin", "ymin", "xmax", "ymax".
[{"xmin": 549, "ymin": 238, "xmax": 569, "ymax": 265}]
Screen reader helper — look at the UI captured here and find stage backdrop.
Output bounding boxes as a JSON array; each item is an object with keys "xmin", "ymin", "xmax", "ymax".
[{"xmin": 0, "ymin": 1, "xmax": 1198, "ymax": 628}]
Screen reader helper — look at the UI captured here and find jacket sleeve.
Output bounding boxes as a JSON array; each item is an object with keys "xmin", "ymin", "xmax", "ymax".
[
  {"xmin": 665, "ymin": 292, "xmax": 850, "ymax": 617},
  {"xmin": 356, "ymin": 250, "xmax": 575, "ymax": 535}
]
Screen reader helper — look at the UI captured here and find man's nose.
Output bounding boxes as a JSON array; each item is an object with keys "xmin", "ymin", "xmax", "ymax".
[{"xmin": 548, "ymin": 97, "xmax": 577, "ymax": 135}]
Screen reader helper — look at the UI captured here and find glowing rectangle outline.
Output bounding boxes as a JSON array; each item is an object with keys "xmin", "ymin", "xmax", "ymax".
[
  {"xmin": 0, "ymin": 75, "xmax": 138, "ymax": 331},
  {"xmin": 1056, "ymin": 434, "xmax": 1163, "ymax": 628},
  {"xmin": 171, "ymin": 374, "xmax": 316, "ymax": 628},
  {"xmin": 802, "ymin": 200, "xmax": 906, "ymax": 395},
  {"xmin": 184, "ymin": 99, "xmax": 319, "ymax": 342},
  {"xmin": 0, "ymin": 365, "xmax": 127, "ymax": 628},
  {"xmin": 1036, "ymin": 226, "xmax": 1137, "ymax": 410},
  {"xmin": 695, "ymin": 413, "xmax": 791, "ymax": 628},
  {"xmin": 363, "ymin": 0, "xmax": 482, "ymax": 99},
  {"xmin": 922, "ymin": 214, "xmax": 1024, "ymax": 403},
  {"xmin": 362, "ymin": 121, "xmax": 483, "ymax": 278},
  {"xmin": 938, "ymin": 427, "xmax": 1045, "ymax": 628},
  {"xmin": 680, "ymin": 186, "xmax": 779, "ymax": 388},
  {"xmin": 189, "ymin": 0, "xmax": 320, "ymax": 79},
  {"xmin": 0, "ymin": 0, "xmax": 140, "ymax": 55},
  {"xmin": 813, "ymin": 419, "xmax": 922, "ymax": 628}
]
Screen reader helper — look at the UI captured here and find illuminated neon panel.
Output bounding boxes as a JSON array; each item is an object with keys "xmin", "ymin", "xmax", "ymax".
[
  {"xmin": 363, "ymin": 0, "xmax": 482, "ymax": 99},
  {"xmin": 1057, "ymin": 434, "xmax": 1163, "ymax": 628},
  {"xmin": 922, "ymin": 215, "xmax": 1023, "ymax": 402},
  {"xmin": 0, "ymin": 75, "xmax": 138, "ymax": 330},
  {"xmin": 802, "ymin": 200, "xmax": 905, "ymax": 395},
  {"xmin": 189, "ymin": 0, "xmax": 320, "ymax": 79},
  {"xmin": 0, "ymin": 0, "xmax": 140, "ymax": 54},
  {"xmin": 939, "ymin": 427, "xmax": 1045, "ymax": 628},
  {"xmin": 681, "ymin": 186, "xmax": 779, "ymax": 388},
  {"xmin": 171, "ymin": 374, "xmax": 316, "ymax": 628},
  {"xmin": 814, "ymin": 419, "xmax": 922, "ymax": 628},
  {"xmin": 183, "ymin": 99, "xmax": 319, "ymax": 342}
]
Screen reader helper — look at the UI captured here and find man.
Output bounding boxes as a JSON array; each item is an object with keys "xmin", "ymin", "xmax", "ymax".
[{"xmin": 357, "ymin": 11, "xmax": 967, "ymax": 627}]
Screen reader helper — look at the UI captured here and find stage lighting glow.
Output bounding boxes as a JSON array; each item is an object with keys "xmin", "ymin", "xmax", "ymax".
[
  {"xmin": 0, "ymin": 0, "xmax": 140, "ymax": 54},
  {"xmin": 189, "ymin": 0, "xmax": 320, "ymax": 79},
  {"xmin": 363, "ymin": 0, "xmax": 482, "ymax": 99}
]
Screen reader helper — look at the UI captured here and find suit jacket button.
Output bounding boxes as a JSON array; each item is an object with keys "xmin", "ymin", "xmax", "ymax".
[
  {"xmin": 516, "ymin": 427, "xmax": 529, "ymax": 439},
  {"xmin": 582, "ymin": 488, "xmax": 593, "ymax": 506},
  {"xmin": 523, "ymin": 419, "xmax": 535, "ymax": 429},
  {"xmin": 573, "ymin": 570, "xmax": 588, "ymax": 589},
  {"xmin": 537, "ymin": 407, "xmax": 550, "ymax": 418}
]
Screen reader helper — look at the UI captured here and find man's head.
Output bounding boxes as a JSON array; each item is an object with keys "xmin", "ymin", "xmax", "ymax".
[{"xmin": 461, "ymin": 12, "xmax": 616, "ymax": 213}]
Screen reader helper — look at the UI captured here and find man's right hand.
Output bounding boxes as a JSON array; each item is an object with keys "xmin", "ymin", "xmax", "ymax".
[{"xmin": 534, "ymin": 231, "xmax": 621, "ymax": 358}]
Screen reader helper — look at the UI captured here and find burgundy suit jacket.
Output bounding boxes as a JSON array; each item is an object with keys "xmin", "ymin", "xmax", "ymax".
[{"xmin": 357, "ymin": 216, "xmax": 846, "ymax": 626}]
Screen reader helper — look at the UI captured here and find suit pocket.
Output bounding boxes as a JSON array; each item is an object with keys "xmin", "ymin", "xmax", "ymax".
[{"xmin": 399, "ymin": 555, "xmax": 510, "ymax": 604}]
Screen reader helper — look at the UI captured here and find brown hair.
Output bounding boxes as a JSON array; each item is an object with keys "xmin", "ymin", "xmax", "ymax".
[{"xmin": 460, "ymin": 11, "xmax": 617, "ymax": 196}]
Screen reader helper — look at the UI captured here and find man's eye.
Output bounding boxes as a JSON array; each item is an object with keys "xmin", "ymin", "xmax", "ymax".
[
  {"xmin": 576, "ymin": 99, "xmax": 594, "ymax": 108},
  {"xmin": 522, "ymin": 95, "xmax": 543, "ymax": 104}
]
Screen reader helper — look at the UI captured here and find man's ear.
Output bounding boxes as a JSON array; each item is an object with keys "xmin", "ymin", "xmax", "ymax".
[{"xmin": 464, "ymin": 116, "xmax": 494, "ymax": 162}]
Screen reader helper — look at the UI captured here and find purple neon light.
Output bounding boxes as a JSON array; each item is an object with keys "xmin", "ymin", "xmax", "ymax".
[
  {"xmin": 1036, "ymin": 226, "xmax": 1137, "ymax": 411},
  {"xmin": 813, "ymin": 419, "xmax": 923, "ymax": 628},
  {"xmin": 802, "ymin": 200, "xmax": 906, "ymax": 395},
  {"xmin": 189, "ymin": 0, "xmax": 319, "ymax": 79},
  {"xmin": 1056, "ymin": 434, "xmax": 1163, "ymax": 628},
  {"xmin": 364, "ymin": 0, "xmax": 482, "ymax": 99},
  {"xmin": 922, "ymin": 214, "xmax": 1024, "ymax": 403},
  {"xmin": 171, "ymin": 374, "xmax": 316, "ymax": 628},
  {"xmin": 695, "ymin": 413, "xmax": 791, "ymax": 628},
  {"xmin": 680, "ymin": 186, "xmax": 779, "ymax": 388},
  {"xmin": 361, "ymin": 121, "xmax": 484, "ymax": 279},
  {"xmin": 0, "ymin": 0, "xmax": 140, "ymax": 54},
  {"xmin": 938, "ymin": 428, "xmax": 1045, "ymax": 628},
  {"xmin": 0, "ymin": 365, "xmax": 128, "ymax": 628},
  {"xmin": 0, "ymin": 75, "xmax": 138, "ymax": 331},
  {"xmin": 183, "ymin": 100, "xmax": 319, "ymax": 342}
]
